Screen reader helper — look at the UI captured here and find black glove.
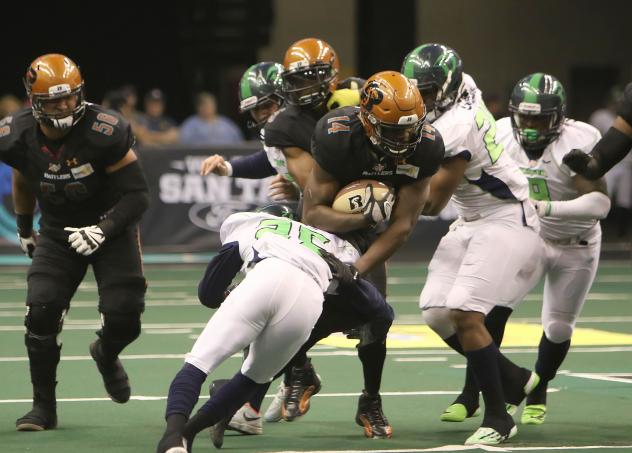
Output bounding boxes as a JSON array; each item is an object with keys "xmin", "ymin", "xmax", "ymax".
[
  {"xmin": 320, "ymin": 250, "xmax": 359, "ymax": 288},
  {"xmin": 562, "ymin": 149, "xmax": 601, "ymax": 179}
]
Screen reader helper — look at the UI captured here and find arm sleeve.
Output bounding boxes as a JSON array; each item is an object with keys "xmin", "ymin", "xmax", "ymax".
[
  {"xmin": 197, "ymin": 241, "xmax": 244, "ymax": 308},
  {"xmin": 547, "ymin": 191, "xmax": 611, "ymax": 220},
  {"xmin": 97, "ymin": 160, "xmax": 150, "ymax": 237},
  {"xmin": 590, "ymin": 126, "xmax": 632, "ymax": 176},
  {"xmin": 228, "ymin": 149, "xmax": 276, "ymax": 178}
]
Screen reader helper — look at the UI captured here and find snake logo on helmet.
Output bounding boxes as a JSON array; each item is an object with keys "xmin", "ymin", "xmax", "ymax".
[
  {"xmin": 401, "ymin": 43, "xmax": 464, "ymax": 122},
  {"xmin": 282, "ymin": 38, "xmax": 339, "ymax": 108},
  {"xmin": 509, "ymin": 72, "xmax": 566, "ymax": 156},
  {"xmin": 359, "ymin": 71, "xmax": 426, "ymax": 160},
  {"xmin": 23, "ymin": 54, "xmax": 86, "ymax": 130},
  {"xmin": 239, "ymin": 62, "xmax": 285, "ymax": 130}
]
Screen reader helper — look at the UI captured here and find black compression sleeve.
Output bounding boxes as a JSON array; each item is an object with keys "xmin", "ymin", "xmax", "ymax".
[
  {"xmin": 16, "ymin": 214, "xmax": 33, "ymax": 237},
  {"xmin": 197, "ymin": 242, "xmax": 243, "ymax": 308},
  {"xmin": 591, "ymin": 125, "xmax": 632, "ymax": 176},
  {"xmin": 229, "ymin": 149, "xmax": 276, "ymax": 179},
  {"xmin": 97, "ymin": 160, "xmax": 149, "ymax": 238}
]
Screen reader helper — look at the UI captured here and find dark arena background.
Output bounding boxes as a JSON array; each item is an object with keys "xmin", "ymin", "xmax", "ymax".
[{"xmin": 1, "ymin": 1, "xmax": 632, "ymax": 452}]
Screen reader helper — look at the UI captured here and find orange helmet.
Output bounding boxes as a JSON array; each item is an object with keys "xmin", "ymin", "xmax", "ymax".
[
  {"xmin": 360, "ymin": 71, "xmax": 426, "ymax": 159},
  {"xmin": 282, "ymin": 38, "xmax": 339, "ymax": 108},
  {"xmin": 23, "ymin": 54, "xmax": 86, "ymax": 129}
]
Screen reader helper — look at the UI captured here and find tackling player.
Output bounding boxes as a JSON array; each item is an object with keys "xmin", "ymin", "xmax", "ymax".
[
  {"xmin": 300, "ymin": 71, "xmax": 445, "ymax": 438},
  {"xmin": 0, "ymin": 54, "xmax": 149, "ymax": 431},
  {"xmin": 563, "ymin": 81, "xmax": 632, "ymax": 179},
  {"xmin": 155, "ymin": 206, "xmax": 393, "ymax": 452},
  {"xmin": 402, "ymin": 44, "xmax": 541, "ymax": 445}
]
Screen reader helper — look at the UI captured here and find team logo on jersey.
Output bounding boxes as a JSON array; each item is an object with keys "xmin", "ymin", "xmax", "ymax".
[
  {"xmin": 48, "ymin": 163, "xmax": 61, "ymax": 173},
  {"xmin": 70, "ymin": 163, "xmax": 94, "ymax": 179}
]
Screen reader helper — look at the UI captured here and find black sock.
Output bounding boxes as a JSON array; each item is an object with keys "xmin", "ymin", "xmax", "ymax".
[
  {"xmin": 443, "ymin": 334, "xmax": 464, "ymax": 355},
  {"xmin": 183, "ymin": 372, "xmax": 259, "ymax": 439},
  {"xmin": 528, "ymin": 333, "xmax": 571, "ymax": 405},
  {"xmin": 497, "ymin": 351, "xmax": 530, "ymax": 405},
  {"xmin": 248, "ymin": 381, "xmax": 271, "ymax": 412},
  {"xmin": 486, "ymin": 306, "xmax": 512, "ymax": 345},
  {"xmin": 465, "ymin": 343, "xmax": 507, "ymax": 423},
  {"xmin": 358, "ymin": 340, "xmax": 386, "ymax": 395},
  {"xmin": 454, "ymin": 365, "xmax": 480, "ymax": 413},
  {"xmin": 165, "ymin": 363, "xmax": 207, "ymax": 419}
]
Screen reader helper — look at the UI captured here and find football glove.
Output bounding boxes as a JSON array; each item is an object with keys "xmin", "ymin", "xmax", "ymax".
[
  {"xmin": 17, "ymin": 233, "xmax": 37, "ymax": 259},
  {"xmin": 562, "ymin": 149, "xmax": 601, "ymax": 179},
  {"xmin": 320, "ymin": 250, "xmax": 359, "ymax": 288},
  {"xmin": 64, "ymin": 225, "xmax": 105, "ymax": 256},
  {"xmin": 327, "ymin": 88, "xmax": 360, "ymax": 110},
  {"xmin": 362, "ymin": 184, "xmax": 395, "ymax": 226}
]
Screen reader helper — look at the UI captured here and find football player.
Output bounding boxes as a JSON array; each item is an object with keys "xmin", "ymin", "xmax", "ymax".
[
  {"xmin": 300, "ymin": 70, "xmax": 445, "ymax": 438},
  {"xmin": 155, "ymin": 205, "xmax": 393, "ymax": 452},
  {"xmin": 563, "ymin": 81, "xmax": 632, "ymax": 179},
  {"xmin": 496, "ymin": 73, "xmax": 608, "ymax": 424},
  {"xmin": 0, "ymin": 54, "xmax": 149, "ymax": 431},
  {"xmin": 402, "ymin": 44, "xmax": 541, "ymax": 445}
]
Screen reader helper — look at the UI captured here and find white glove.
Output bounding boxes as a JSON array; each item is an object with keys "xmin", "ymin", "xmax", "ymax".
[
  {"xmin": 532, "ymin": 200, "xmax": 552, "ymax": 218},
  {"xmin": 64, "ymin": 225, "xmax": 105, "ymax": 256},
  {"xmin": 17, "ymin": 233, "xmax": 37, "ymax": 258},
  {"xmin": 362, "ymin": 184, "xmax": 395, "ymax": 226}
]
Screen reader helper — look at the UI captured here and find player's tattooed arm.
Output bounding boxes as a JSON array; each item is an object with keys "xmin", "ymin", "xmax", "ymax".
[
  {"xmin": 422, "ymin": 156, "xmax": 468, "ymax": 216},
  {"xmin": 302, "ymin": 162, "xmax": 370, "ymax": 233},
  {"xmin": 282, "ymin": 146, "xmax": 314, "ymax": 189},
  {"xmin": 354, "ymin": 178, "xmax": 429, "ymax": 275},
  {"xmin": 12, "ymin": 169, "xmax": 38, "ymax": 258}
]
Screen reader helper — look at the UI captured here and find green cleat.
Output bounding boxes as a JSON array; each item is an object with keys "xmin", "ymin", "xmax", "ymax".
[
  {"xmin": 465, "ymin": 424, "xmax": 517, "ymax": 446},
  {"xmin": 440, "ymin": 403, "xmax": 480, "ymax": 422},
  {"xmin": 521, "ymin": 404, "xmax": 547, "ymax": 425}
]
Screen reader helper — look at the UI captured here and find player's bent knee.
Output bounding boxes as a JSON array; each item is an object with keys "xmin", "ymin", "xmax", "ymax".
[
  {"xmin": 544, "ymin": 320, "xmax": 574, "ymax": 344},
  {"xmin": 101, "ymin": 312, "xmax": 142, "ymax": 343},
  {"xmin": 25, "ymin": 304, "xmax": 66, "ymax": 336},
  {"xmin": 422, "ymin": 307, "xmax": 454, "ymax": 339}
]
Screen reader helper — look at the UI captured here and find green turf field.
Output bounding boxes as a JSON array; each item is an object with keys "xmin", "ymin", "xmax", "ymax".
[{"xmin": 1, "ymin": 261, "xmax": 631, "ymax": 452}]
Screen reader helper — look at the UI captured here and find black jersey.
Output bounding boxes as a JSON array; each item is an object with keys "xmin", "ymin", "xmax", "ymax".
[
  {"xmin": 263, "ymin": 104, "xmax": 322, "ymax": 152},
  {"xmin": 618, "ymin": 82, "xmax": 632, "ymax": 126},
  {"xmin": 312, "ymin": 106, "xmax": 445, "ymax": 189},
  {"xmin": 0, "ymin": 104, "xmax": 134, "ymax": 238}
]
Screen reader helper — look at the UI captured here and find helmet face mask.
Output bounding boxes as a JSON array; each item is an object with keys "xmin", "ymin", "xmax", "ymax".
[
  {"xmin": 24, "ymin": 54, "xmax": 86, "ymax": 130},
  {"xmin": 282, "ymin": 64, "xmax": 336, "ymax": 107},
  {"xmin": 360, "ymin": 72, "xmax": 426, "ymax": 160},
  {"xmin": 509, "ymin": 73, "xmax": 566, "ymax": 156}
]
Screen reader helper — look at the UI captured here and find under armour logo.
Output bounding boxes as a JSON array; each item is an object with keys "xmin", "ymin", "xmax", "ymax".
[{"xmin": 66, "ymin": 158, "xmax": 78, "ymax": 167}]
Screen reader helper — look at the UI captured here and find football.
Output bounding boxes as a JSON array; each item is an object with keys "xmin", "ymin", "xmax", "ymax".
[{"xmin": 332, "ymin": 179, "xmax": 394, "ymax": 213}]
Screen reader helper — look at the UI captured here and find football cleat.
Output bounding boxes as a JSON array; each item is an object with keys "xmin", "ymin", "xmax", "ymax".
[
  {"xmin": 227, "ymin": 403, "xmax": 262, "ymax": 435},
  {"xmin": 464, "ymin": 424, "xmax": 517, "ymax": 446},
  {"xmin": 156, "ymin": 432, "xmax": 188, "ymax": 453},
  {"xmin": 521, "ymin": 404, "xmax": 547, "ymax": 425},
  {"xmin": 440, "ymin": 403, "xmax": 481, "ymax": 422},
  {"xmin": 355, "ymin": 390, "xmax": 393, "ymax": 439},
  {"xmin": 16, "ymin": 405, "xmax": 58, "ymax": 431},
  {"xmin": 282, "ymin": 359, "xmax": 321, "ymax": 421},
  {"xmin": 210, "ymin": 417, "xmax": 231, "ymax": 449},
  {"xmin": 264, "ymin": 383, "xmax": 286, "ymax": 422},
  {"xmin": 90, "ymin": 340, "xmax": 131, "ymax": 403},
  {"xmin": 505, "ymin": 370, "xmax": 540, "ymax": 415}
]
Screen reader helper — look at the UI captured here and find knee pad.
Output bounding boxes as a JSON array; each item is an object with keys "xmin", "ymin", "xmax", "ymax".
[
  {"xmin": 357, "ymin": 320, "xmax": 389, "ymax": 348},
  {"xmin": 25, "ymin": 304, "xmax": 66, "ymax": 337},
  {"xmin": 422, "ymin": 307, "xmax": 455, "ymax": 339},
  {"xmin": 544, "ymin": 318, "xmax": 575, "ymax": 344},
  {"xmin": 100, "ymin": 312, "xmax": 141, "ymax": 344}
]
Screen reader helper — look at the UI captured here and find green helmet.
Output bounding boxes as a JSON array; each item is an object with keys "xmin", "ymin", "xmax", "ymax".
[
  {"xmin": 238, "ymin": 62, "xmax": 285, "ymax": 129},
  {"xmin": 509, "ymin": 73, "xmax": 566, "ymax": 155},
  {"xmin": 255, "ymin": 203, "xmax": 296, "ymax": 220},
  {"xmin": 401, "ymin": 43, "xmax": 463, "ymax": 121}
]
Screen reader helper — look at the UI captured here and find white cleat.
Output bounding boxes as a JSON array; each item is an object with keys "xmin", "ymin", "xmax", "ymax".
[
  {"xmin": 464, "ymin": 424, "xmax": 517, "ymax": 446},
  {"xmin": 228, "ymin": 403, "xmax": 263, "ymax": 434},
  {"xmin": 264, "ymin": 383, "xmax": 286, "ymax": 423}
]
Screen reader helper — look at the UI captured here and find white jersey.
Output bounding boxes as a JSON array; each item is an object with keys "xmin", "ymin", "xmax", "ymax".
[
  {"xmin": 259, "ymin": 127, "xmax": 295, "ymax": 183},
  {"xmin": 432, "ymin": 74, "xmax": 531, "ymax": 219},
  {"xmin": 496, "ymin": 117, "xmax": 602, "ymax": 241},
  {"xmin": 220, "ymin": 212, "xmax": 360, "ymax": 291}
]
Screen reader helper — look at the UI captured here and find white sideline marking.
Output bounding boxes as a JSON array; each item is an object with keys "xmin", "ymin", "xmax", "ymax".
[
  {"xmin": 394, "ymin": 357, "xmax": 447, "ymax": 362},
  {"xmin": 0, "ymin": 390, "xmax": 468, "ymax": 404},
  {"xmin": 2, "ymin": 347, "xmax": 630, "ymax": 363},
  {"xmin": 564, "ymin": 372, "xmax": 632, "ymax": 384},
  {"xmin": 270, "ymin": 446, "xmax": 632, "ymax": 453}
]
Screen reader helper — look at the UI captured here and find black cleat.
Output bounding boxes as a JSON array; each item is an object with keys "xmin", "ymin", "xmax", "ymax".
[
  {"xmin": 282, "ymin": 358, "xmax": 321, "ymax": 421},
  {"xmin": 355, "ymin": 390, "xmax": 392, "ymax": 438},
  {"xmin": 90, "ymin": 340, "xmax": 131, "ymax": 403},
  {"xmin": 209, "ymin": 417, "xmax": 230, "ymax": 449},
  {"xmin": 16, "ymin": 405, "xmax": 57, "ymax": 431}
]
